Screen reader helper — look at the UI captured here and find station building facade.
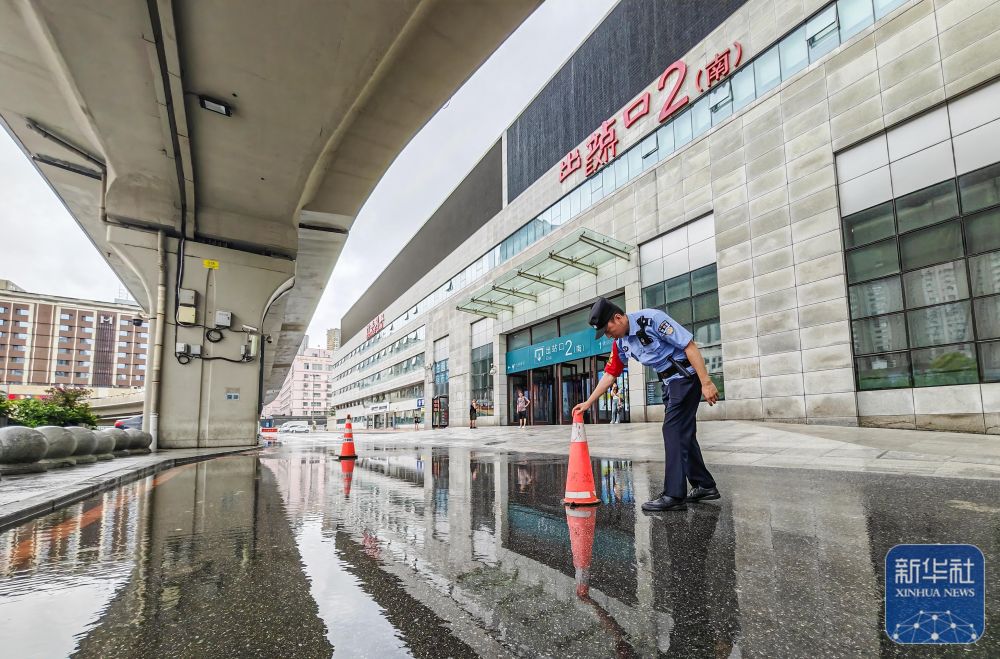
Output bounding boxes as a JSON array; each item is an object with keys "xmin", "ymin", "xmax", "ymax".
[{"xmin": 331, "ymin": 0, "xmax": 1000, "ymax": 434}]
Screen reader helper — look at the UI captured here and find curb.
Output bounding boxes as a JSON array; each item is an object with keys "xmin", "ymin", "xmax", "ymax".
[{"xmin": 0, "ymin": 446, "xmax": 260, "ymax": 532}]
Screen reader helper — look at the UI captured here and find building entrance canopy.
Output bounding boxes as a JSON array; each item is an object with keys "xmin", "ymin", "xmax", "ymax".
[{"xmin": 456, "ymin": 228, "xmax": 633, "ymax": 319}]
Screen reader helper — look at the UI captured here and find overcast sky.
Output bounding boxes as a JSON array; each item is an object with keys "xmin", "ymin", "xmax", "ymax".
[{"xmin": 0, "ymin": 0, "xmax": 615, "ymax": 348}]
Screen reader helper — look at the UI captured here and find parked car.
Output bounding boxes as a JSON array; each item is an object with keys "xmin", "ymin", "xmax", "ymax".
[
  {"xmin": 278, "ymin": 422, "xmax": 310, "ymax": 433},
  {"xmin": 115, "ymin": 415, "xmax": 143, "ymax": 430},
  {"xmin": 284, "ymin": 425, "xmax": 310, "ymax": 433}
]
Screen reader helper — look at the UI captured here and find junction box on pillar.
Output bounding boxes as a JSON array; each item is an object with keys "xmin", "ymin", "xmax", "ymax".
[{"xmin": 110, "ymin": 225, "xmax": 294, "ymax": 448}]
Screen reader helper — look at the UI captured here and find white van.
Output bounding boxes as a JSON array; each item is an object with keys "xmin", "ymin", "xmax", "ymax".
[{"xmin": 278, "ymin": 421, "xmax": 310, "ymax": 433}]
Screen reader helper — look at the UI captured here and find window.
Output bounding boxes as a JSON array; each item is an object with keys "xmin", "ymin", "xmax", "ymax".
[
  {"xmin": 55, "ymin": 371, "xmax": 68, "ymax": 377},
  {"xmin": 0, "ymin": 306, "xmax": 6, "ymax": 313},
  {"xmin": 56, "ymin": 359, "xmax": 70, "ymax": 366},
  {"xmin": 119, "ymin": 331, "xmax": 129, "ymax": 337},
  {"xmin": 60, "ymin": 313, "xmax": 71, "ymax": 320},
  {"xmin": 16, "ymin": 309, "xmax": 27, "ymax": 316},
  {"xmin": 838, "ymin": 0, "xmax": 874, "ymax": 41},
  {"xmin": 17, "ymin": 321, "xmax": 28, "ymax": 328},
  {"xmin": 83, "ymin": 327, "xmax": 94, "ymax": 334},
  {"xmin": 641, "ymin": 264, "xmax": 724, "ymax": 404},
  {"xmin": 754, "ymin": 46, "xmax": 781, "ymax": 95},
  {"xmin": 806, "ymin": 5, "xmax": 840, "ymax": 62},
  {"xmin": 118, "ymin": 341, "xmax": 128, "ymax": 347},
  {"xmin": 83, "ymin": 315, "xmax": 94, "ymax": 322},
  {"xmin": 844, "ymin": 162, "xmax": 1000, "ymax": 389},
  {"xmin": 15, "ymin": 333, "xmax": 27, "ymax": 339},
  {"xmin": 779, "ymin": 27, "xmax": 809, "ymax": 79},
  {"xmin": 75, "ymin": 372, "xmax": 87, "ymax": 378},
  {"xmin": 10, "ymin": 369, "xmax": 23, "ymax": 376},
  {"xmin": 59, "ymin": 324, "xmax": 70, "ymax": 331},
  {"xmin": 117, "ymin": 352, "xmax": 127, "ymax": 358},
  {"xmin": 58, "ymin": 337, "xmax": 70, "ymax": 344},
  {"xmin": 731, "ymin": 65, "xmax": 756, "ymax": 112}
]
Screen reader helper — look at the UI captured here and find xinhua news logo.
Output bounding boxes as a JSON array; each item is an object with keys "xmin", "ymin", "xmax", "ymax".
[{"xmin": 885, "ymin": 544, "xmax": 985, "ymax": 644}]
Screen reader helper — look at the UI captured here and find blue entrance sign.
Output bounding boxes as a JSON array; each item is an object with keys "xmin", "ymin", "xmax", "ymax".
[
  {"xmin": 885, "ymin": 544, "xmax": 984, "ymax": 645},
  {"xmin": 505, "ymin": 328, "xmax": 613, "ymax": 374}
]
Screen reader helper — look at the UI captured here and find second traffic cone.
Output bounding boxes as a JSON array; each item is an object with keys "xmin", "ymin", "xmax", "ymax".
[
  {"xmin": 565, "ymin": 506, "xmax": 597, "ymax": 598},
  {"xmin": 337, "ymin": 418, "xmax": 358, "ymax": 460},
  {"xmin": 562, "ymin": 410, "xmax": 600, "ymax": 506},
  {"xmin": 341, "ymin": 458, "xmax": 355, "ymax": 498}
]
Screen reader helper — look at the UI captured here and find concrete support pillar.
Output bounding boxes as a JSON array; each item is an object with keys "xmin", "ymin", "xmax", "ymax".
[{"xmin": 110, "ymin": 226, "xmax": 294, "ymax": 448}]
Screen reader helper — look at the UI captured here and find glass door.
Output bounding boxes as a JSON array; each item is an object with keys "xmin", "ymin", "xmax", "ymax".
[
  {"xmin": 596, "ymin": 356, "xmax": 630, "ymax": 423},
  {"xmin": 530, "ymin": 366, "xmax": 555, "ymax": 425},
  {"xmin": 560, "ymin": 359, "xmax": 593, "ymax": 424}
]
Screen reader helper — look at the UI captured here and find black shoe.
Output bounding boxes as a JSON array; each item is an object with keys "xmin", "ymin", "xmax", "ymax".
[
  {"xmin": 641, "ymin": 495, "xmax": 687, "ymax": 512},
  {"xmin": 686, "ymin": 486, "xmax": 721, "ymax": 502}
]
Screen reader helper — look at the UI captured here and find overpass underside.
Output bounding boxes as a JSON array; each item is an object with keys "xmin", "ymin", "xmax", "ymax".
[{"xmin": 0, "ymin": 0, "xmax": 539, "ymax": 447}]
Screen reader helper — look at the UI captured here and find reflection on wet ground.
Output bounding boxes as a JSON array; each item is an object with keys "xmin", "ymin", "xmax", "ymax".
[{"xmin": 0, "ymin": 439, "xmax": 997, "ymax": 657}]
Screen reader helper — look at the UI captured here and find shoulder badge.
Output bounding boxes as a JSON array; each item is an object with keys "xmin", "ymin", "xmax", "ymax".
[{"xmin": 658, "ymin": 320, "xmax": 674, "ymax": 335}]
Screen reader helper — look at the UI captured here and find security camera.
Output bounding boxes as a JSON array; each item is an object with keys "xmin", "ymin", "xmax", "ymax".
[
  {"xmin": 241, "ymin": 323, "xmax": 260, "ymax": 333},
  {"xmin": 131, "ymin": 317, "xmax": 144, "ymax": 326},
  {"xmin": 265, "ymin": 335, "xmax": 273, "ymax": 344}
]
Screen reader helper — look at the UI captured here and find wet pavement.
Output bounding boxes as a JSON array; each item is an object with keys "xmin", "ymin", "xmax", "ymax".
[{"xmin": 0, "ymin": 437, "xmax": 997, "ymax": 658}]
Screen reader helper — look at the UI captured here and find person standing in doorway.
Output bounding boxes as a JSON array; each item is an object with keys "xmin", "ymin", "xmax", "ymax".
[
  {"xmin": 573, "ymin": 297, "xmax": 720, "ymax": 512},
  {"xmin": 515, "ymin": 389, "xmax": 531, "ymax": 428},
  {"xmin": 469, "ymin": 400, "xmax": 478, "ymax": 429},
  {"xmin": 610, "ymin": 383, "xmax": 622, "ymax": 424}
]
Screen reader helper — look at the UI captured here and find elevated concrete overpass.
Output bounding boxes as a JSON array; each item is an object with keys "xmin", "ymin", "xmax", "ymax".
[{"xmin": 0, "ymin": 0, "xmax": 539, "ymax": 447}]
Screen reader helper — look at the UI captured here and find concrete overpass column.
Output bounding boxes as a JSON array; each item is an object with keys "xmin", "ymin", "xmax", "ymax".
[{"xmin": 110, "ymin": 226, "xmax": 294, "ymax": 448}]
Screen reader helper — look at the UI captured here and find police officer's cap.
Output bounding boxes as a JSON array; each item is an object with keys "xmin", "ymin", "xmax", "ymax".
[{"xmin": 589, "ymin": 297, "xmax": 624, "ymax": 338}]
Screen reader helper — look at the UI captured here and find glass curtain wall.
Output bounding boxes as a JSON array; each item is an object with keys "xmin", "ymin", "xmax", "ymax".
[{"xmin": 845, "ymin": 162, "xmax": 1000, "ymax": 388}]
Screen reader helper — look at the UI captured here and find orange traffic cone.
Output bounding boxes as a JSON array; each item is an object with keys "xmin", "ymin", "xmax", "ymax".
[
  {"xmin": 338, "ymin": 418, "xmax": 358, "ymax": 461},
  {"xmin": 341, "ymin": 458, "xmax": 355, "ymax": 498},
  {"xmin": 566, "ymin": 506, "xmax": 597, "ymax": 598},
  {"xmin": 562, "ymin": 409, "xmax": 599, "ymax": 506}
]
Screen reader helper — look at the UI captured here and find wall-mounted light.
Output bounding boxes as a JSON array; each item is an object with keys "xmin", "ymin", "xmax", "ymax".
[{"xmin": 198, "ymin": 96, "xmax": 233, "ymax": 117}]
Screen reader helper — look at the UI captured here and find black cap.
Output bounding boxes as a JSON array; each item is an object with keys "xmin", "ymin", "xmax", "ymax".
[{"xmin": 589, "ymin": 297, "xmax": 624, "ymax": 338}]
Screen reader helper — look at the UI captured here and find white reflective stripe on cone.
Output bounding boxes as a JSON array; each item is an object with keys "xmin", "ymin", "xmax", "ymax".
[
  {"xmin": 566, "ymin": 508, "xmax": 594, "ymax": 518},
  {"xmin": 565, "ymin": 490, "xmax": 595, "ymax": 498}
]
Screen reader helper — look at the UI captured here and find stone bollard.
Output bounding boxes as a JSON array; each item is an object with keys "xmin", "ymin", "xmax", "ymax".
[
  {"xmin": 0, "ymin": 426, "xmax": 49, "ymax": 474},
  {"xmin": 93, "ymin": 429, "xmax": 117, "ymax": 461},
  {"xmin": 36, "ymin": 426, "xmax": 78, "ymax": 469},
  {"xmin": 67, "ymin": 427, "xmax": 99, "ymax": 464},
  {"xmin": 125, "ymin": 429, "xmax": 152, "ymax": 455},
  {"xmin": 106, "ymin": 428, "xmax": 131, "ymax": 458}
]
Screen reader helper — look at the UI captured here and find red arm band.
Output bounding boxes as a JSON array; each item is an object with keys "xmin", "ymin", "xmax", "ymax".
[{"xmin": 604, "ymin": 341, "xmax": 624, "ymax": 378}]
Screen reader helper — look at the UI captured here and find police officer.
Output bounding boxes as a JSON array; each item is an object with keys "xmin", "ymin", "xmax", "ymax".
[{"xmin": 572, "ymin": 297, "xmax": 720, "ymax": 511}]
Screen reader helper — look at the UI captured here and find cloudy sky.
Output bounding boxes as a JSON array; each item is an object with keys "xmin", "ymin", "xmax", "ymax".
[{"xmin": 0, "ymin": 0, "xmax": 616, "ymax": 348}]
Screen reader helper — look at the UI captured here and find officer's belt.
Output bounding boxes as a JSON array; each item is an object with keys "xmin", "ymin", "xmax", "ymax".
[{"xmin": 656, "ymin": 357, "xmax": 694, "ymax": 381}]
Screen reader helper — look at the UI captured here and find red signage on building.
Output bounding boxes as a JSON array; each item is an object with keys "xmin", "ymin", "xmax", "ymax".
[
  {"xmin": 558, "ymin": 42, "xmax": 744, "ymax": 182},
  {"xmin": 366, "ymin": 313, "xmax": 385, "ymax": 339}
]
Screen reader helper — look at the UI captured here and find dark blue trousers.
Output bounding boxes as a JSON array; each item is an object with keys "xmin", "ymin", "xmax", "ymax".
[{"xmin": 661, "ymin": 376, "xmax": 716, "ymax": 499}]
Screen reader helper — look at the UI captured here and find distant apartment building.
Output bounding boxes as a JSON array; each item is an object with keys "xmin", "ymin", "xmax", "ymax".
[
  {"xmin": 261, "ymin": 345, "xmax": 334, "ymax": 417},
  {"xmin": 326, "ymin": 328, "xmax": 341, "ymax": 352},
  {"xmin": 0, "ymin": 280, "xmax": 146, "ymax": 395}
]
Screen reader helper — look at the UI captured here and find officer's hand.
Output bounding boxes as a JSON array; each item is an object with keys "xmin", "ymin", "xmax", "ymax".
[
  {"xmin": 702, "ymin": 380, "xmax": 719, "ymax": 406},
  {"xmin": 572, "ymin": 401, "xmax": 591, "ymax": 417}
]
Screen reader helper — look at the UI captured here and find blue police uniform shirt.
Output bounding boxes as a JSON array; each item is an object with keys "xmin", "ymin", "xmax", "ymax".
[{"xmin": 612, "ymin": 309, "xmax": 695, "ymax": 381}]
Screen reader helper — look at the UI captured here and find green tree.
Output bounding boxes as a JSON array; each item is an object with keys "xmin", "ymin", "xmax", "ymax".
[
  {"xmin": 9, "ymin": 387, "xmax": 98, "ymax": 427},
  {"xmin": 0, "ymin": 395, "xmax": 12, "ymax": 420}
]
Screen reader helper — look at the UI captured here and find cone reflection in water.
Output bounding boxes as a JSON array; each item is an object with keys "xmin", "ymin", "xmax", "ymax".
[
  {"xmin": 338, "ymin": 417, "xmax": 358, "ymax": 461},
  {"xmin": 340, "ymin": 458, "xmax": 355, "ymax": 498},
  {"xmin": 562, "ymin": 410, "xmax": 599, "ymax": 506},
  {"xmin": 565, "ymin": 507, "xmax": 597, "ymax": 598}
]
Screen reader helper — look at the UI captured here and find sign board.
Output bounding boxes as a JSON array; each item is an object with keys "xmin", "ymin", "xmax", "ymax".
[
  {"xmin": 885, "ymin": 544, "xmax": 984, "ymax": 645},
  {"xmin": 369, "ymin": 403, "xmax": 389, "ymax": 413},
  {"xmin": 416, "ymin": 398, "xmax": 424, "ymax": 408},
  {"xmin": 557, "ymin": 42, "xmax": 744, "ymax": 184},
  {"xmin": 366, "ymin": 313, "xmax": 385, "ymax": 339},
  {"xmin": 203, "ymin": 259, "xmax": 220, "ymax": 270},
  {"xmin": 505, "ymin": 328, "xmax": 613, "ymax": 375}
]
